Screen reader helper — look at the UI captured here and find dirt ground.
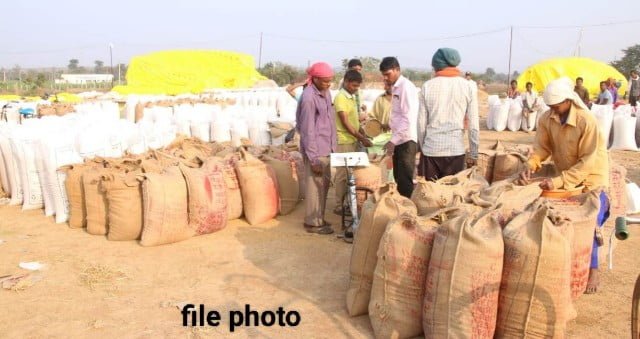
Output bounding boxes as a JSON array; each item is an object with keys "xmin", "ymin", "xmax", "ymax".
[{"xmin": 1, "ymin": 95, "xmax": 639, "ymax": 338}]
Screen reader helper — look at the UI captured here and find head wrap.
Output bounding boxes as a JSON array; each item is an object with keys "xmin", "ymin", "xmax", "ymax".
[
  {"xmin": 306, "ymin": 62, "xmax": 334, "ymax": 85},
  {"xmin": 543, "ymin": 77, "xmax": 589, "ymax": 110},
  {"xmin": 431, "ymin": 48, "xmax": 461, "ymax": 71}
]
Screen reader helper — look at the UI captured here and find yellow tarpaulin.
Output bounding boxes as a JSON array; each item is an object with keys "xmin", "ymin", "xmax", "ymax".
[
  {"xmin": 0, "ymin": 93, "xmax": 81, "ymax": 103},
  {"xmin": 50, "ymin": 92, "xmax": 82, "ymax": 103},
  {"xmin": 517, "ymin": 57, "xmax": 628, "ymax": 99},
  {"xmin": 113, "ymin": 50, "xmax": 267, "ymax": 95},
  {"xmin": 0, "ymin": 95, "xmax": 22, "ymax": 101}
]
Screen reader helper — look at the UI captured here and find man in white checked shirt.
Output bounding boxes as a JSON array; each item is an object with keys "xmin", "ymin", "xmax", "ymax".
[{"xmin": 417, "ymin": 48, "xmax": 479, "ymax": 180}]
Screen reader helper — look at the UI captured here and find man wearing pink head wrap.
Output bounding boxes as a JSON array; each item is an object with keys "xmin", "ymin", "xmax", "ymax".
[
  {"xmin": 296, "ymin": 62, "xmax": 337, "ymax": 235},
  {"xmin": 305, "ymin": 62, "xmax": 335, "ymax": 85}
]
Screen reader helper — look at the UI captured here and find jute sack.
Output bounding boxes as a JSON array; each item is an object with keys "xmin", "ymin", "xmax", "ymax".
[
  {"xmin": 367, "ymin": 153, "xmax": 393, "ymax": 184},
  {"xmin": 214, "ymin": 143, "xmax": 235, "ymax": 158},
  {"xmin": 268, "ymin": 121, "xmax": 294, "ymax": 138},
  {"xmin": 179, "ymin": 159, "xmax": 228, "ymax": 235},
  {"xmin": 369, "ymin": 211, "xmax": 435, "ymax": 339},
  {"xmin": 262, "ymin": 155, "xmax": 299, "ymax": 215},
  {"xmin": 471, "ymin": 179, "xmax": 542, "ymax": 212},
  {"xmin": 496, "ymin": 204, "xmax": 573, "ymax": 338},
  {"xmin": 288, "ymin": 151, "xmax": 305, "ymax": 200},
  {"xmin": 468, "ymin": 141, "xmax": 505, "ymax": 183},
  {"xmin": 450, "ymin": 167, "xmax": 491, "ymax": 195},
  {"xmin": 346, "ymin": 183, "xmax": 417, "ymax": 317},
  {"xmin": 234, "ymin": 149, "xmax": 278, "ymax": 225},
  {"xmin": 220, "ymin": 153, "xmax": 243, "ymax": 220},
  {"xmin": 412, "ymin": 177, "xmax": 462, "ymax": 216},
  {"xmin": 101, "ymin": 171, "xmax": 144, "ymax": 241},
  {"xmin": 492, "ymin": 152, "xmax": 528, "ymax": 183},
  {"xmin": 475, "ymin": 149, "xmax": 498, "ymax": 183},
  {"xmin": 264, "ymin": 145, "xmax": 288, "ymax": 160},
  {"xmin": 166, "ymin": 137, "xmax": 214, "ymax": 163},
  {"xmin": 151, "ymin": 150, "xmax": 183, "ymax": 168},
  {"xmin": 0, "ymin": 146, "xmax": 10, "ymax": 195},
  {"xmin": 608, "ymin": 161, "xmax": 627, "ymax": 219},
  {"xmin": 423, "ymin": 207, "xmax": 505, "ymax": 339},
  {"xmin": 411, "ymin": 168, "xmax": 488, "ymax": 216},
  {"xmin": 245, "ymin": 145, "xmax": 267, "ymax": 158},
  {"xmin": 545, "ymin": 190, "xmax": 601, "ymax": 300},
  {"xmin": 83, "ymin": 168, "xmax": 110, "ymax": 235},
  {"xmin": 354, "ymin": 165, "xmax": 382, "ymax": 213},
  {"xmin": 140, "ymin": 166, "xmax": 191, "ymax": 246},
  {"xmin": 61, "ymin": 163, "xmax": 95, "ymax": 228},
  {"xmin": 134, "ymin": 102, "xmax": 144, "ymax": 122}
]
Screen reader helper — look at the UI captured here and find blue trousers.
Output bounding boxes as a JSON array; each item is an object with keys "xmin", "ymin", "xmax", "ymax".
[{"xmin": 591, "ymin": 191, "xmax": 610, "ymax": 269}]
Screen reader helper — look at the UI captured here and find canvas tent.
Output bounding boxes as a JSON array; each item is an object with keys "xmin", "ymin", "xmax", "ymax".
[
  {"xmin": 517, "ymin": 57, "xmax": 628, "ymax": 100},
  {"xmin": 113, "ymin": 50, "xmax": 266, "ymax": 95}
]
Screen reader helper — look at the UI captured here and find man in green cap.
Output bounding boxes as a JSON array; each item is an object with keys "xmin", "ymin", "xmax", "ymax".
[{"xmin": 417, "ymin": 48, "xmax": 479, "ymax": 180}]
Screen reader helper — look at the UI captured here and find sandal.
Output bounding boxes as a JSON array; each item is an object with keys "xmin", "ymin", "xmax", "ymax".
[
  {"xmin": 343, "ymin": 227, "xmax": 354, "ymax": 243},
  {"xmin": 303, "ymin": 224, "xmax": 334, "ymax": 235},
  {"xmin": 333, "ymin": 206, "xmax": 352, "ymax": 216}
]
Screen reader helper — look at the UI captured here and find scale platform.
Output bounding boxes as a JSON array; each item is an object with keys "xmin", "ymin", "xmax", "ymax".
[{"xmin": 330, "ymin": 152, "xmax": 370, "ymax": 168}]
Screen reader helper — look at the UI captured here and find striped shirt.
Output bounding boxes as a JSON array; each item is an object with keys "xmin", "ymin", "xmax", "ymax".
[{"xmin": 417, "ymin": 76, "xmax": 479, "ymax": 158}]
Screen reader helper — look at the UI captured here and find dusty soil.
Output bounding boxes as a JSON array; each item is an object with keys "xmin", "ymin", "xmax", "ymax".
[{"xmin": 1, "ymin": 92, "xmax": 639, "ymax": 338}]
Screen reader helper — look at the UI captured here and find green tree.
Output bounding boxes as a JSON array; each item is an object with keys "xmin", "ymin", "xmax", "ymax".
[
  {"xmin": 94, "ymin": 60, "xmax": 104, "ymax": 73},
  {"xmin": 68, "ymin": 59, "xmax": 79, "ymax": 73},
  {"xmin": 35, "ymin": 73, "xmax": 47, "ymax": 87},
  {"xmin": 13, "ymin": 64, "xmax": 21, "ymax": 81},
  {"xmin": 341, "ymin": 56, "xmax": 381, "ymax": 72},
  {"xmin": 484, "ymin": 67, "xmax": 496, "ymax": 82},
  {"xmin": 403, "ymin": 68, "xmax": 432, "ymax": 83},
  {"xmin": 611, "ymin": 44, "xmax": 640, "ymax": 77},
  {"xmin": 258, "ymin": 62, "xmax": 305, "ymax": 86}
]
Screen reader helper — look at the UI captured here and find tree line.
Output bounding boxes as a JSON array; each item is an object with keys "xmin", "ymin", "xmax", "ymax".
[{"xmin": 258, "ymin": 44, "xmax": 640, "ymax": 86}]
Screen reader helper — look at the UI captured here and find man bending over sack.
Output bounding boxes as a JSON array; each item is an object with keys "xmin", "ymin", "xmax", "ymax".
[{"xmin": 520, "ymin": 77, "xmax": 610, "ymax": 294}]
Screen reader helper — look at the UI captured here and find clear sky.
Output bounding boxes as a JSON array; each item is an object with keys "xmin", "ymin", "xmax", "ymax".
[{"xmin": 1, "ymin": 0, "xmax": 639, "ymax": 74}]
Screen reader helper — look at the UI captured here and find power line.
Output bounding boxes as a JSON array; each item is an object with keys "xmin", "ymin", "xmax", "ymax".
[
  {"xmin": 0, "ymin": 35, "xmax": 259, "ymax": 56},
  {"xmin": 264, "ymin": 27, "xmax": 509, "ymax": 44},
  {"xmin": 515, "ymin": 29, "xmax": 579, "ymax": 57},
  {"xmin": 0, "ymin": 45, "xmax": 102, "ymax": 56},
  {"xmin": 517, "ymin": 18, "xmax": 640, "ymax": 29}
]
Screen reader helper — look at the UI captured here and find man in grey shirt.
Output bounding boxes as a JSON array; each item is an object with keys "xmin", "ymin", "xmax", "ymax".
[{"xmin": 595, "ymin": 81, "xmax": 613, "ymax": 105}]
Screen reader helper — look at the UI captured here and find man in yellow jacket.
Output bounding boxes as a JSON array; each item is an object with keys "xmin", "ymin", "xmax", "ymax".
[{"xmin": 521, "ymin": 77, "xmax": 610, "ymax": 294}]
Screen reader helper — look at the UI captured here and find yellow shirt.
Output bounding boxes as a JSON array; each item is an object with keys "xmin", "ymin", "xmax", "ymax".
[
  {"xmin": 369, "ymin": 93, "xmax": 391, "ymax": 125},
  {"xmin": 334, "ymin": 88, "xmax": 360, "ymax": 145},
  {"xmin": 528, "ymin": 103, "xmax": 609, "ymax": 190}
]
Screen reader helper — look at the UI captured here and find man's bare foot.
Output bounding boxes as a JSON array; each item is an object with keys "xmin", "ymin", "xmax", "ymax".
[{"xmin": 585, "ymin": 268, "xmax": 600, "ymax": 294}]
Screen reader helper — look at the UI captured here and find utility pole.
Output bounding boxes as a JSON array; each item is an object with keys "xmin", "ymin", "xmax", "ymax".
[
  {"xmin": 507, "ymin": 26, "xmax": 513, "ymax": 84},
  {"xmin": 575, "ymin": 27, "xmax": 583, "ymax": 57},
  {"xmin": 258, "ymin": 32, "xmax": 263, "ymax": 69},
  {"xmin": 109, "ymin": 43, "xmax": 114, "ymax": 87}
]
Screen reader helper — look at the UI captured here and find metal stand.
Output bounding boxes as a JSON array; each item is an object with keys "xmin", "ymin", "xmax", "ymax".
[{"xmin": 329, "ymin": 152, "xmax": 371, "ymax": 243}]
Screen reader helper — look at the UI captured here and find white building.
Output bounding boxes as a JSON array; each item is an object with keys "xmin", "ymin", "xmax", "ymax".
[{"xmin": 55, "ymin": 74, "xmax": 113, "ymax": 85}]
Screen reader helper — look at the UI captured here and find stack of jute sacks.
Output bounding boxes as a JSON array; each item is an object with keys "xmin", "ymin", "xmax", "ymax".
[
  {"xmin": 37, "ymin": 103, "xmax": 75, "ymax": 117},
  {"xmin": 346, "ymin": 165, "xmax": 605, "ymax": 338},
  {"xmin": 62, "ymin": 136, "xmax": 305, "ymax": 246},
  {"xmin": 472, "ymin": 140, "xmax": 627, "ymax": 220}
]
